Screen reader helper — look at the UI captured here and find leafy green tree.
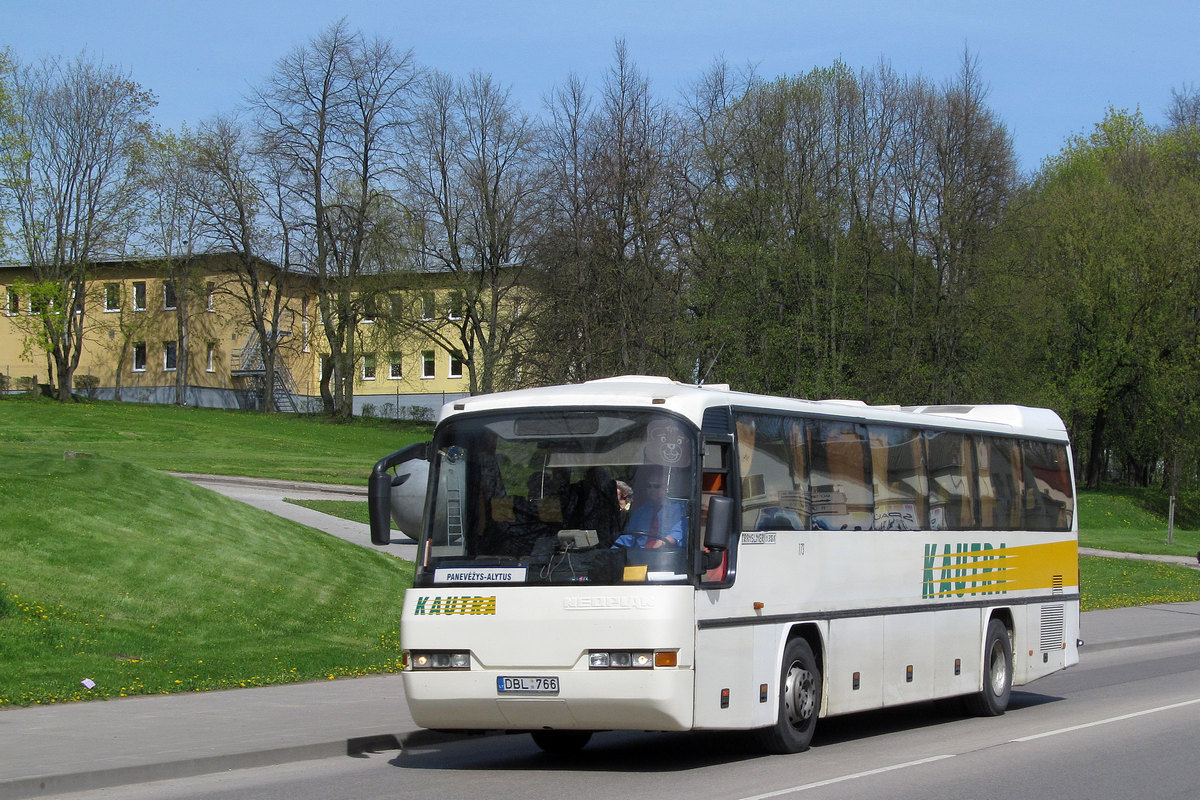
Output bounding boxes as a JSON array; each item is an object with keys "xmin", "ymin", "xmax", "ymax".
[{"xmin": 1015, "ymin": 109, "xmax": 1200, "ymax": 488}]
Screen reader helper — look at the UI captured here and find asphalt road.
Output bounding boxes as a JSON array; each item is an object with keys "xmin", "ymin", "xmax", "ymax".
[{"xmin": 41, "ymin": 635, "xmax": 1200, "ymax": 800}]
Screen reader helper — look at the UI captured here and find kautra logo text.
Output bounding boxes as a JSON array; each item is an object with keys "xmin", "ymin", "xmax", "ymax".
[
  {"xmin": 921, "ymin": 542, "xmax": 1008, "ymax": 599},
  {"xmin": 412, "ymin": 596, "xmax": 497, "ymax": 615}
]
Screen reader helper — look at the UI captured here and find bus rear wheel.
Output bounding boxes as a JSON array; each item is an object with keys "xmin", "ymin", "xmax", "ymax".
[
  {"xmin": 755, "ymin": 637, "xmax": 821, "ymax": 754},
  {"xmin": 531, "ymin": 730, "xmax": 592, "ymax": 754},
  {"xmin": 965, "ymin": 617, "xmax": 1012, "ymax": 717}
]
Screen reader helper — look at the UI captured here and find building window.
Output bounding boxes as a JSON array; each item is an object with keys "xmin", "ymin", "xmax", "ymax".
[
  {"xmin": 73, "ymin": 285, "xmax": 84, "ymax": 315},
  {"xmin": 133, "ymin": 281, "xmax": 147, "ymax": 311},
  {"xmin": 206, "ymin": 282, "xmax": 216, "ymax": 311},
  {"xmin": 422, "ymin": 350, "xmax": 436, "ymax": 379},
  {"xmin": 206, "ymin": 343, "xmax": 216, "ymax": 372},
  {"xmin": 362, "ymin": 354, "xmax": 376, "ymax": 380},
  {"xmin": 132, "ymin": 342, "xmax": 147, "ymax": 372},
  {"xmin": 6, "ymin": 287, "xmax": 19, "ymax": 316},
  {"xmin": 448, "ymin": 291, "xmax": 464, "ymax": 320},
  {"xmin": 163, "ymin": 340, "xmax": 178, "ymax": 371},
  {"xmin": 449, "ymin": 353, "xmax": 464, "ymax": 379},
  {"xmin": 420, "ymin": 292, "xmax": 435, "ymax": 321},
  {"xmin": 390, "ymin": 293, "xmax": 404, "ymax": 318},
  {"xmin": 362, "ymin": 295, "xmax": 378, "ymax": 324},
  {"xmin": 389, "ymin": 352, "xmax": 403, "ymax": 380},
  {"xmin": 163, "ymin": 281, "xmax": 177, "ymax": 311},
  {"xmin": 104, "ymin": 283, "xmax": 121, "ymax": 312}
]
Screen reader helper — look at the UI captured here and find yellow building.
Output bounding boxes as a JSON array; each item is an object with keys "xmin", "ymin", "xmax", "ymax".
[{"xmin": 0, "ymin": 254, "xmax": 472, "ymax": 416}]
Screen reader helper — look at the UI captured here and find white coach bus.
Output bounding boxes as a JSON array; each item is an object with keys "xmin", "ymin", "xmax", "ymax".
[{"xmin": 368, "ymin": 376, "xmax": 1079, "ymax": 754}]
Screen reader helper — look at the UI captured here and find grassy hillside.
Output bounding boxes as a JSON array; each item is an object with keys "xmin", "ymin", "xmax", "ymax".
[
  {"xmin": 1078, "ymin": 488, "xmax": 1199, "ymax": 557},
  {"xmin": 0, "ymin": 451, "xmax": 414, "ymax": 706},
  {"xmin": 0, "ymin": 394, "xmax": 429, "ymax": 484}
]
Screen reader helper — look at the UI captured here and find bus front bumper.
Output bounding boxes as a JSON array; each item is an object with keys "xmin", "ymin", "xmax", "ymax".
[{"xmin": 402, "ymin": 668, "xmax": 695, "ymax": 732}]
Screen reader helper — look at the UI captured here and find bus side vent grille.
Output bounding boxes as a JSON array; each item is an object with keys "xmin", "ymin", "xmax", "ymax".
[
  {"xmin": 1040, "ymin": 604, "xmax": 1065, "ymax": 651},
  {"xmin": 701, "ymin": 407, "xmax": 732, "ymax": 436},
  {"xmin": 1052, "ymin": 573, "xmax": 1064, "ymax": 595}
]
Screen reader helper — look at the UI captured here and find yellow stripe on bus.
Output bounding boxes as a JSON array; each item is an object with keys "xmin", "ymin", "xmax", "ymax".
[{"xmin": 921, "ymin": 539, "xmax": 1077, "ymax": 599}]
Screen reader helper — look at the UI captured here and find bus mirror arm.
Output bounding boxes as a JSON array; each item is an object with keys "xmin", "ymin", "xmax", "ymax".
[
  {"xmin": 703, "ymin": 495, "xmax": 736, "ymax": 554},
  {"xmin": 368, "ymin": 442, "xmax": 431, "ymax": 546}
]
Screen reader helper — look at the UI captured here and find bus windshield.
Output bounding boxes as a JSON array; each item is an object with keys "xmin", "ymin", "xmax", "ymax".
[{"xmin": 417, "ymin": 409, "xmax": 698, "ymax": 587}]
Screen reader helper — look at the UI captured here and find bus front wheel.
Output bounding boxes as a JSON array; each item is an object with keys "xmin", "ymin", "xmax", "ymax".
[
  {"xmin": 965, "ymin": 618, "xmax": 1012, "ymax": 717},
  {"xmin": 755, "ymin": 637, "xmax": 821, "ymax": 754}
]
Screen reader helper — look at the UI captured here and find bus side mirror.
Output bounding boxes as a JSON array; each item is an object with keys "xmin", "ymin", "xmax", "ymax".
[
  {"xmin": 369, "ymin": 441, "xmax": 430, "ymax": 546},
  {"xmin": 704, "ymin": 495, "xmax": 735, "ymax": 552}
]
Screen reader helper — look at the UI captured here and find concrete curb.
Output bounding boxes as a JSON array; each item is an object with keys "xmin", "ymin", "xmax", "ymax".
[
  {"xmin": 0, "ymin": 731, "xmax": 479, "ymax": 800},
  {"xmin": 167, "ymin": 472, "xmax": 366, "ymax": 499},
  {"xmin": 1082, "ymin": 628, "xmax": 1200, "ymax": 653}
]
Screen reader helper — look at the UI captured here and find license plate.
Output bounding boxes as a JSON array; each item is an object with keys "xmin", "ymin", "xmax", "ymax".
[{"xmin": 497, "ymin": 676, "xmax": 559, "ymax": 694}]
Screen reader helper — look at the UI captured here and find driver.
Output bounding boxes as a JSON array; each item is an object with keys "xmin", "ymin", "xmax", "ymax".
[{"xmin": 614, "ymin": 466, "xmax": 687, "ymax": 549}]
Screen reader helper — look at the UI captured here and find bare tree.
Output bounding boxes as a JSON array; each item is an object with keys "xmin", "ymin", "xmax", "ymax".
[
  {"xmin": 191, "ymin": 114, "xmax": 296, "ymax": 412},
  {"xmin": 924, "ymin": 50, "xmax": 1017, "ymax": 401},
  {"xmin": 0, "ymin": 53, "xmax": 154, "ymax": 400},
  {"xmin": 252, "ymin": 19, "xmax": 416, "ymax": 416},
  {"xmin": 140, "ymin": 127, "xmax": 207, "ymax": 405},
  {"xmin": 401, "ymin": 69, "xmax": 541, "ymax": 394},
  {"xmin": 530, "ymin": 41, "xmax": 688, "ymax": 383},
  {"xmin": 1167, "ymin": 83, "xmax": 1200, "ymax": 131},
  {"xmin": 0, "ymin": 50, "xmax": 18, "ymax": 260}
]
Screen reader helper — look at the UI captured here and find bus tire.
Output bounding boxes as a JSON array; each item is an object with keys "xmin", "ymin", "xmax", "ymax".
[
  {"xmin": 755, "ymin": 637, "xmax": 821, "ymax": 754},
  {"xmin": 965, "ymin": 617, "xmax": 1012, "ymax": 717},
  {"xmin": 531, "ymin": 730, "xmax": 592, "ymax": 754}
]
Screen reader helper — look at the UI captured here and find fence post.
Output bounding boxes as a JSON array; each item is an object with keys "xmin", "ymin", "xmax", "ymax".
[{"xmin": 1167, "ymin": 495, "xmax": 1176, "ymax": 545}]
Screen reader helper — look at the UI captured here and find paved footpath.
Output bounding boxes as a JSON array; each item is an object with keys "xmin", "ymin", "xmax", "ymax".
[{"xmin": 168, "ymin": 472, "xmax": 418, "ymax": 561}]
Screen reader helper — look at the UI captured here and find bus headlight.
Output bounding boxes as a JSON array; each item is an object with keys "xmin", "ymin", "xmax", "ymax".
[
  {"xmin": 588, "ymin": 650, "xmax": 663, "ymax": 669},
  {"xmin": 408, "ymin": 650, "xmax": 471, "ymax": 670}
]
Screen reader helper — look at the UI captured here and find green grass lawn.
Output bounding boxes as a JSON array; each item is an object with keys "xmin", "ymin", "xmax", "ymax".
[
  {"xmin": 1077, "ymin": 488, "xmax": 1200, "ymax": 557},
  {"xmin": 0, "ymin": 451, "xmax": 414, "ymax": 706},
  {"xmin": 1080, "ymin": 556, "xmax": 1200, "ymax": 610}
]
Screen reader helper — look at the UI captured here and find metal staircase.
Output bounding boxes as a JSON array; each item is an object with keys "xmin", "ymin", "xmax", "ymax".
[{"xmin": 231, "ymin": 330, "xmax": 299, "ymax": 412}]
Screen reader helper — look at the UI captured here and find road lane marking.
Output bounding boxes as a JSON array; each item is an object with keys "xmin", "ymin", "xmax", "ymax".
[
  {"xmin": 737, "ymin": 697, "xmax": 1200, "ymax": 799},
  {"xmin": 736, "ymin": 754, "xmax": 956, "ymax": 800},
  {"xmin": 1011, "ymin": 697, "xmax": 1200, "ymax": 743}
]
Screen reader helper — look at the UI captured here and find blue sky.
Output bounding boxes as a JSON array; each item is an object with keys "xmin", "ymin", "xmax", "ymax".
[{"xmin": 6, "ymin": 0, "xmax": 1197, "ymax": 174}]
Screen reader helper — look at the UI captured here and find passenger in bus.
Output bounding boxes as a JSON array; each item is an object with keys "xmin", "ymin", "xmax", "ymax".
[{"xmin": 614, "ymin": 466, "xmax": 687, "ymax": 548}]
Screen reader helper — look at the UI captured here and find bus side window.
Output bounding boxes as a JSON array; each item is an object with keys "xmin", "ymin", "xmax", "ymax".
[
  {"xmin": 735, "ymin": 414, "xmax": 808, "ymax": 531},
  {"xmin": 979, "ymin": 438, "xmax": 1022, "ymax": 531},
  {"xmin": 810, "ymin": 420, "xmax": 872, "ymax": 531},
  {"xmin": 1022, "ymin": 441, "xmax": 1074, "ymax": 531},
  {"xmin": 926, "ymin": 430, "xmax": 978, "ymax": 531},
  {"xmin": 870, "ymin": 426, "xmax": 926, "ymax": 531}
]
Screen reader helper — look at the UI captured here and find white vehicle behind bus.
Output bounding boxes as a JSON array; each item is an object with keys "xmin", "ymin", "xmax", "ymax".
[{"xmin": 368, "ymin": 376, "xmax": 1079, "ymax": 754}]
